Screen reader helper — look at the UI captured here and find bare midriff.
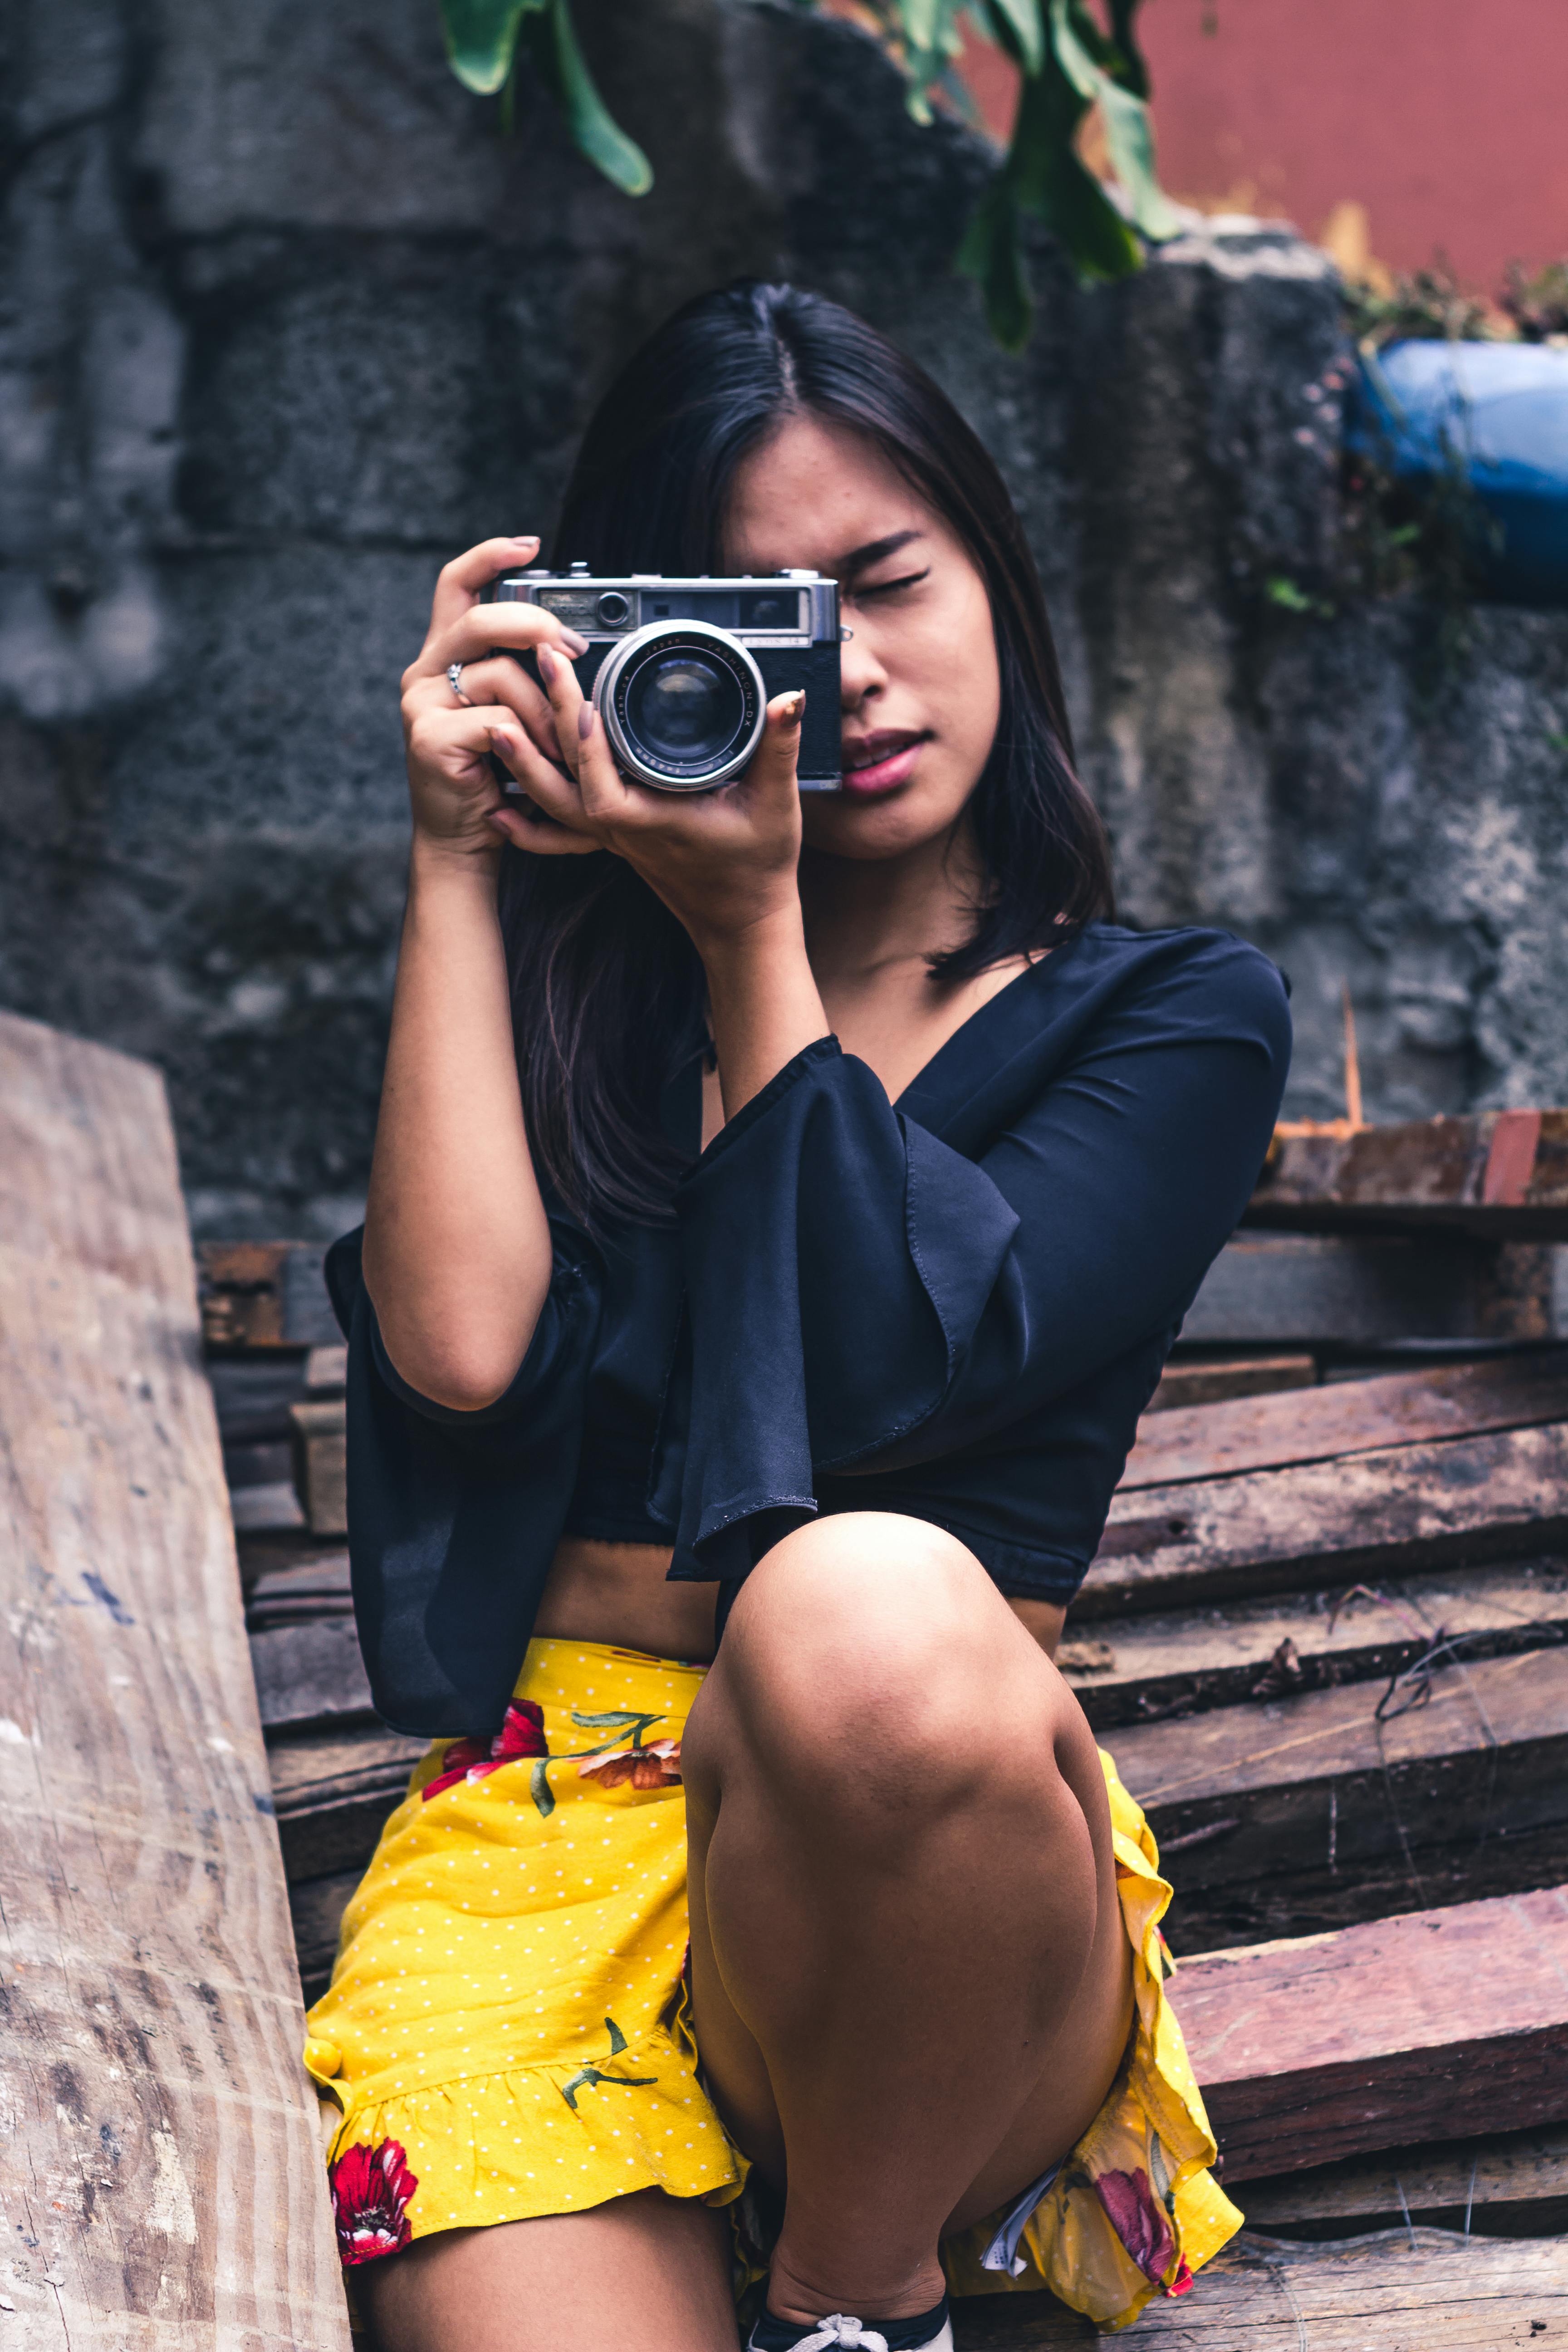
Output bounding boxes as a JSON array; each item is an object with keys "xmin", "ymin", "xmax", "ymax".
[{"xmin": 531, "ymin": 1534, "xmax": 1067, "ymax": 1666}]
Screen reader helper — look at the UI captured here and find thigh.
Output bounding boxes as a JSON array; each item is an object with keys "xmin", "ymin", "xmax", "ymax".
[
  {"xmin": 356, "ymin": 2189, "xmax": 738, "ymax": 2352},
  {"xmin": 681, "ymin": 1518, "xmax": 1134, "ymax": 2221}
]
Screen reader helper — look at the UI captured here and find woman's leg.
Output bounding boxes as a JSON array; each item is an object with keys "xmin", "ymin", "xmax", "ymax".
[
  {"xmin": 681, "ymin": 1513, "xmax": 1133, "ymax": 2329},
  {"xmin": 355, "ymin": 2187, "xmax": 737, "ymax": 2352}
]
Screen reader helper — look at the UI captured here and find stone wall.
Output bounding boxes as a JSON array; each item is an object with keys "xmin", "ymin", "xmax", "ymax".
[{"xmin": 4, "ymin": 0, "xmax": 1567, "ymax": 1231}]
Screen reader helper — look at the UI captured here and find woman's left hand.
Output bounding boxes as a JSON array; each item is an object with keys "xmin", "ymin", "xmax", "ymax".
[{"xmin": 487, "ymin": 646, "xmax": 807, "ymax": 956}]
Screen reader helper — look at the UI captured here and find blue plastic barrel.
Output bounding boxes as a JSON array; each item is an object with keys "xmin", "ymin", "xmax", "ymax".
[{"xmin": 1350, "ymin": 340, "xmax": 1568, "ymax": 605}]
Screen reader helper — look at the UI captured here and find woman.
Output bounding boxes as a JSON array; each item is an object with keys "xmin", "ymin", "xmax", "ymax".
[{"xmin": 305, "ymin": 281, "xmax": 1290, "ymax": 2352}]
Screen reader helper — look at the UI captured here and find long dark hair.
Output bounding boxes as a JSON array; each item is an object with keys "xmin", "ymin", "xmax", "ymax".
[{"xmin": 499, "ymin": 280, "xmax": 1112, "ymax": 1229}]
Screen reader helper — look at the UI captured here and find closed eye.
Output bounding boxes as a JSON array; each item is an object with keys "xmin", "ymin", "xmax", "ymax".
[{"xmin": 852, "ymin": 567, "xmax": 931, "ymax": 599}]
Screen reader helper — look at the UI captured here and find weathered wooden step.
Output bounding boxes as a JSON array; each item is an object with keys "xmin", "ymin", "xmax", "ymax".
[
  {"xmin": 948, "ymin": 2227, "xmax": 1568, "ymax": 2347},
  {"xmin": 1059, "ymin": 1558, "xmax": 1568, "ymax": 1731},
  {"xmin": 1173, "ymin": 1886, "xmax": 1568, "ymax": 2183},
  {"xmin": 0, "ymin": 1012, "xmax": 348, "ymax": 2349},
  {"xmin": 1109, "ymin": 1642, "xmax": 1568, "ymax": 1947},
  {"xmin": 1079, "ymin": 1421, "xmax": 1568, "ymax": 1617},
  {"xmin": 1239, "ymin": 2121, "xmax": 1568, "ymax": 2239},
  {"xmin": 1184, "ymin": 1229, "xmax": 1566, "ymax": 1346},
  {"xmin": 266, "ymin": 1723, "xmax": 427, "ymax": 1883},
  {"xmin": 1249, "ymin": 1106, "xmax": 1568, "ymax": 1241},
  {"xmin": 1122, "ymin": 1348, "xmax": 1568, "ymax": 1490}
]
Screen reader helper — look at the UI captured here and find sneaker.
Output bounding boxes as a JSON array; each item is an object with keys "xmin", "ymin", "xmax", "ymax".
[{"xmin": 746, "ymin": 2298, "xmax": 954, "ymax": 2352}]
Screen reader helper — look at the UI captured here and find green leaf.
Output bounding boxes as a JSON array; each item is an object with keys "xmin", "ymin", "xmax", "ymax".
[
  {"xmin": 956, "ymin": 176, "xmax": 1031, "ymax": 349},
  {"xmin": 519, "ymin": 0, "xmax": 652, "ymax": 196},
  {"xmin": 1047, "ymin": 0, "xmax": 1179, "ymax": 243},
  {"xmin": 529, "ymin": 1758, "xmax": 555, "ymax": 1818},
  {"xmin": 1008, "ymin": 51, "xmax": 1142, "ymax": 281},
  {"xmin": 979, "ymin": 0, "xmax": 1044, "ymax": 74},
  {"xmin": 1103, "ymin": 0, "xmax": 1152, "ymax": 97},
  {"xmin": 439, "ymin": 0, "xmax": 545, "ymax": 96}
]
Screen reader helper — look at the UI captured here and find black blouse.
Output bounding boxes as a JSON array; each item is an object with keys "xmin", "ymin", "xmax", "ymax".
[{"xmin": 327, "ymin": 922, "xmax": 1291, "ymax": 1736}]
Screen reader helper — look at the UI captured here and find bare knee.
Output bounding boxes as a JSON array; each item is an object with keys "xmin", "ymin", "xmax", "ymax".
[{"xmin": 690, "ymin": 1514, "xmax": 1067, "ymax": 1813}]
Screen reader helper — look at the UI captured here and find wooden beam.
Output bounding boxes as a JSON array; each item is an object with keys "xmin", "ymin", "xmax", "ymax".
[
  {"xmin": 1147, "ymin": 1353, "xmax": 1317, "ymax": 1412},
  {"xmin": 1114, "ymin": 1642, "xmax": 1568, "ymax": 1949},
  {"xmin": 1172, "ymin": 1886, "xmax": 1568, "ymax": 2180},
  {"xmin": 1239, "ymin": 2122, "xmax": 1568, "ymax": 2238},
  {"xmin": 1077, "ymin": 1421, "xmax": 1568, "ymax": 1617},
  {"xmin": 948, "ymin": 2229, "xmax": 1568, "ymax": 2347},
  {"xmin": 252, "ymin": 1617, "xmax": 373, "ymax": 1734},
  {"xmin": 1250, "ymin": 1107, "xmax": 1568, "ymax": 1240},
  {"xmin": 1184, "ymin": 1230, "xmax": 1563, "ymax": 1345},
  {"xmin": 0, "ymin": 1012, "xmax": 349, "ymax": 2349},
  {"xmin": 266, "ymin": 1724, "xmax": 426, "ymax": 1885},
  {"xmin": 197, "ymin": 1240, "xmax": 339, "ymax": 1351},
  {"xmin": 1123, "ymin": 1350, "xmax": 1568, "ymax": 1490},
  {"xmin": 1059, "ymin": 1558, "xmax": 1568, "ymax": 1732}
]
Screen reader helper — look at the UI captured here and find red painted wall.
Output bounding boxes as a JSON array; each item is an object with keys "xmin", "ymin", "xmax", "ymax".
[{"xmin": 960, "ymin": 0, "xmax": 1568, "ymax": 293}]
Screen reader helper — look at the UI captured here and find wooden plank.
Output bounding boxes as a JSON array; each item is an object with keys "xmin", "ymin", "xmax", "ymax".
[
  {"xmin": 267, "ymin": 1724, "xmax": 426, "ymax": 1884},
  {"xmin": 289, "ymin": 1870, "xmax": 364, "ymax": 2005},
  {"xmin": 1184, "ymin": 1230, "xmax": 1562, "ymax": 1344},
  {"xmin": 949, "ymin": 2229, "xmax": 1568, "ymax": 2347},
  {"xmin": 1250, "ymin": 1105, "xmax": 1568, "ymax": 1240},
  {"xmin": 1059, "ymin": 1558, "xmax": 1568, "ymax": 1730},
  {"xmin": 1123, "ymin": 1350, "xmax": 1568, "ymax": 1490},
  {"xmin": 1171, "ymin": 1886, "xmax": 1568, "ymax": 2180},
  {"xmin": 1109, "ymin": 1644, "xmax": 1568, "ymax": 1946},
  {"xmin": 1077, "ymin": 1422, "xmax": 1568, "ymax": 1618},
  {"xmin": 1147, "ymin": 1354, "xmax": 1317, "ymax": 1413},
  {"xmin": 1239, "ymin": 2122, "xmax": 1568, "ymax": 2238},
  {"xmin": 0, "ymin": 1011, "xmax": 349, "ymax": 2350},
  {"xmin": 252, "ymin": 1617, "xmax": 373, "ymax": 1733},
  {"xmin": 290, "ymin": 1398, "xmax": 348, "ymax": 1538},
  {"xmin": 197, "ymin": 1239, "xmax": 339, "ymax": 1350},
  {"xmin": 246, "ymin": 1550, "xmax": 353, "ymax": 1631}
]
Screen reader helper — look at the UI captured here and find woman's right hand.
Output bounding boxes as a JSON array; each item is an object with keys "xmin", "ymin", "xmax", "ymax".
[{"xmin": 398, "ymin": 535, "xmax": 603, "ymax": 861}]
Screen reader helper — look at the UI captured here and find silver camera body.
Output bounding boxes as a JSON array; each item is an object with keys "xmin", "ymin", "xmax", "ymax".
[{"xmin": 490, "ymin": 565, "xmax": 843, "ymax": 792}]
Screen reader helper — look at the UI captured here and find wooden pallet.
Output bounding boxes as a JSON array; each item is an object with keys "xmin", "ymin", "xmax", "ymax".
[
  {"xmin": 198, "ymin": 1214, "xmax": 1568, "ymax": 2341},
  {"xmin": 0, "ymin": 1016, "xmax": 348, "ymax": 2349}
]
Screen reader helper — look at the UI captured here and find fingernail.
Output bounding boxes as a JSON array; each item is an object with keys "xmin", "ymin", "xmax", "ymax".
[
  {"xmin": 536, "ymin": 644, "xmax": 556, "ymax": 684},
  {"xmin": 510, "ymin": 534, "xmax": 540, "ymax": 548},
  {"xmin": 779, "ymin": 690, "xmax": 805, "ymax": 725},
  {"xmin": 559, "ymin": 629, "xmax": 590, "ymax": 657},
  {"xmin": 578, "ymin": 704, "xmax": 595, "ymax": 742}
]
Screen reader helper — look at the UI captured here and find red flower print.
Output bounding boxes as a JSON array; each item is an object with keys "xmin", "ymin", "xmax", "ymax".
[
  {"xmin": 330, "ymin": 2137, "xmax": 418, "ymax": 2266},
  {"xmin": 1094, "ymin": 2167, "xmax": 1178, "ymax": 2288},
  {"xmin": 422, "ymin": 1699, "xmax": 549, "ymax": 1802},
  {"xmin": 578, "ymin": 1737, "xmax": 682, "ymax": 1789}
]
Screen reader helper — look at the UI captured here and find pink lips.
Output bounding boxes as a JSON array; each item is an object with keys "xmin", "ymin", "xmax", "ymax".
[{"xmin": 838, "ymin": 734, "xmax": 926, "ymax": 799}]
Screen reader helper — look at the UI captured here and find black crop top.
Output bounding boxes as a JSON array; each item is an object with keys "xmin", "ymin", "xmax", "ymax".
[{"xmin": 326, "ymin": 922, "xmax": 1291, "ymax": 1737}]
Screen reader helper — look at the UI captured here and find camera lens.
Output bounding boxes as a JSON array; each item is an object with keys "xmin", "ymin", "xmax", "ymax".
[
  {"xmin": 596, "ymin": 620, "xmax": 765, "ymax": 789},
  {"xmin": 627, "ymin": 654, "xmax": 745, "ymax": 766}
]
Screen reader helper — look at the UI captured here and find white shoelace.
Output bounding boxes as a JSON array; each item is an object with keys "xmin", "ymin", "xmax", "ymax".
[{"xmin": 791, "ymin": 2323, "xmax": 890, "ymax": 2352}]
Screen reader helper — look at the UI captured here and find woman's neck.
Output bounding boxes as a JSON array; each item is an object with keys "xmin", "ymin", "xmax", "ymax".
[{"xmin": 798, "ymin": 820, "xmax": 986, "ymax": 993}]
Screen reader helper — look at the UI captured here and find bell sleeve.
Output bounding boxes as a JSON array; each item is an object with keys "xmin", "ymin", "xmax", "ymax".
[
  {"xmin": 326, "ymin": 1220, "xmax": 602, "ymax": 1736},
  {"xmin": 665, "ymin": 942, "xmax": 1290, "ymax": 1583}
]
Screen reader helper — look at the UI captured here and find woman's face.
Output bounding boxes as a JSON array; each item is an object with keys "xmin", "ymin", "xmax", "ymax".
[{"xmin": 724, "ymin": 415, "xmax": 1001, "ymax": 862}]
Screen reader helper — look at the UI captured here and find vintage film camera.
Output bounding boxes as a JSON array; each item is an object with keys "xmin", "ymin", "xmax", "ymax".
[{"xmin": 490, "ymin": 566, "xmax": 843, "ymax": 792}]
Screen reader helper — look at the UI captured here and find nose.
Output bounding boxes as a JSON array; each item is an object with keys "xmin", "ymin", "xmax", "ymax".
[{"xmin": 838, "ymin": 620, "xmax": 885, "ymax": 715}]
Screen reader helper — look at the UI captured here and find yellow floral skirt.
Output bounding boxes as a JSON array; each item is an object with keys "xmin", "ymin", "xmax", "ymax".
[{"xmin": 304, "ymin": 1637, "xmax": 1240, "ymax": 2332}]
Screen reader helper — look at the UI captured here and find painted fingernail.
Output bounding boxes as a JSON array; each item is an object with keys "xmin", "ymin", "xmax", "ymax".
[
  {"xmin": 779, "ymin": 690, "xmax": 805, "ymax": 725},
  {"xmin": 509, "ymin": 534, "xmax": 540, "ymax": 548},
  {"xmin": 559, "ymin": 629, "xmax": 590, "ymax": 657},
  {"xmin": 536, "ymin": 644, "xmax": 557, "ymax": 684},
  {"xmin": 578, "ymin": 704, "xmax": 595, "ymax": 741}
]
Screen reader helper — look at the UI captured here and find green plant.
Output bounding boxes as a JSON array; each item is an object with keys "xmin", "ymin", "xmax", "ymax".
[
  {"xmin": 436, "ymin": 0, "xmax": 1180, "ymax": 347},
  {"xmin": 1343, "ymin": 258, "xmax": 1494, "ymax": 353},
  {"xmin": 1500, "ymin": 258, "xmax": 1568, "ymax": 343},
  {"xmin": 439, "ymin": 0, "xmax": 652, "ymax": 193}
]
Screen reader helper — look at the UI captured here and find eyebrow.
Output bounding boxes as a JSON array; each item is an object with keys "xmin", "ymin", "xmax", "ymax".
[{"xmin": 839, "ymin": 528, "xmax": 926, "ymax": 577}]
